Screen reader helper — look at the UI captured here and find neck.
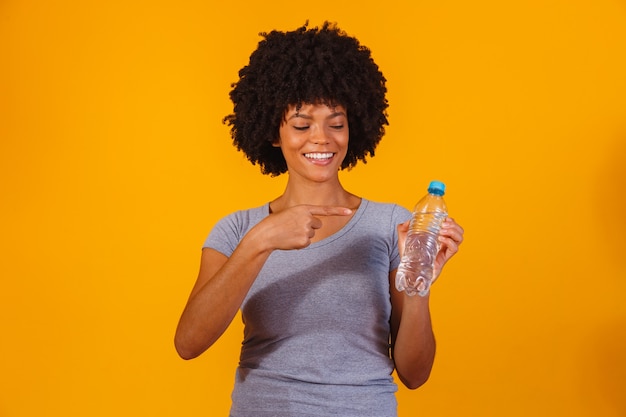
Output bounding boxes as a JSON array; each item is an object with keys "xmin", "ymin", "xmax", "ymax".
[{"xmin": 271, "ymin": 176, "xmax": 359, "ymax": 211}]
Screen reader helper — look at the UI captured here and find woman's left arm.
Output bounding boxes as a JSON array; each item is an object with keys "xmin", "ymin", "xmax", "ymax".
[{"xmin": 389, "ymin": 218, "xmax": 464, "ymax": 389}]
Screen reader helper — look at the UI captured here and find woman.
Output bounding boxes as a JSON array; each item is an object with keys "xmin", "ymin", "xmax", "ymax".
[{"xmin": 175, "ymin": 22, "xmax": 464, "ymax": 417}]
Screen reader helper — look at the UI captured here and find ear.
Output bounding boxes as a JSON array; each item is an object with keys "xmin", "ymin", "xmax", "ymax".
[{"xmin": 271, "ymin": 137, "xmax": 281, "ymax": 147}]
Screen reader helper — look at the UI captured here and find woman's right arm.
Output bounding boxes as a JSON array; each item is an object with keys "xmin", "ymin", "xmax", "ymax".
[
  {"xmin": 174, "ymin": 225, "xmax": 274, "ymax": 360},
  {"xmin": 174, "ymin": 204, "xmax": 352, "ymax": 360}
]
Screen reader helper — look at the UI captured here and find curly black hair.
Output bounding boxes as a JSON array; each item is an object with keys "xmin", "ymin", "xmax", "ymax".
[{"xmin": 223, "ymin": 22, "xmax": 389, "ymax": 176}]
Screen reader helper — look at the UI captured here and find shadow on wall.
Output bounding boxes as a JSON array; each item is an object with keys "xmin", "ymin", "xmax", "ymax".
[
  {"xmin": 580, "ymin": 318, "xmax": 626, "ymax": 415},
  {"xmin": 584, "ymin": 129, "xmax": 626, "ymax": 415}
]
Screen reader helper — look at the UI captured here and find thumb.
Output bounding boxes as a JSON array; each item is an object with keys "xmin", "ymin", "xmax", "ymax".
[
  {"xmin": 398, "ymin": 219, "xmax": 410, "ymax": 232},
  {"xmin": 397, "ymin": 220, "xmax": 410, "ymax": 256}
]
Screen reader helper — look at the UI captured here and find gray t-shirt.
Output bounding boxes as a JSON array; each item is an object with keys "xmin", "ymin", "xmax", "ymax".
[{"xmin": 204, "ymin": 199, "xmax": 412, "ymax": 417}]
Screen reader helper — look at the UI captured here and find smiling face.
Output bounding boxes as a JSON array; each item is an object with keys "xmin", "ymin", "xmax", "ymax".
[{"xmin": 274, "ymin": 102, "xmax": 349, "ymax": 183}]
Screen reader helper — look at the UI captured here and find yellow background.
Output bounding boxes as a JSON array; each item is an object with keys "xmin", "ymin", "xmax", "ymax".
[{"xmin": 1, "ymin": 0, "xmax": 625, "ymax": 416}]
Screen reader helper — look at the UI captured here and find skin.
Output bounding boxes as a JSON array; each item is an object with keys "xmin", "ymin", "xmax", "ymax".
[
  {"xmin": 391, "ymin": 216, "xmax": 463, "ymax": 388},
  {"xmin": 174, "ymin": 103, "xmax": 465, "ymax": 391}
]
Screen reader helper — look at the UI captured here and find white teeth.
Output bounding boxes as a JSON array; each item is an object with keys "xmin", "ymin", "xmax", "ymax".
[{"xmin": 304, "ymin": 152, "xmax": 334, "ymax": 160}]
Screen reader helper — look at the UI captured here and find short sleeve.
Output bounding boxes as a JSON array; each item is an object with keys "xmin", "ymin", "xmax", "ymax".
[
  {"xmin": 203, "ymin": 214, "xmax": 241, "ymax": 257},
  {"xmin": 202, "ymin": 204, "xmax": 269, "ymax": 258}
]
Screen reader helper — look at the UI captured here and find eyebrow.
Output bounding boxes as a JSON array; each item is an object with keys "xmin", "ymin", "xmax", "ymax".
[{"xmin": 288, "ymin": 111, "xmax": 346, "ymax": 120}]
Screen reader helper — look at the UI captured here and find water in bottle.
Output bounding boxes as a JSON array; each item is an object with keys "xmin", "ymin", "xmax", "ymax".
[{"xmin": 396, "ymin": 180, "xmax": 448, "ymax": 296}]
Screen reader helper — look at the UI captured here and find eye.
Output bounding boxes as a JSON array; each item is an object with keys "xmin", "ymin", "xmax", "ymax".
[
  {"xmin": 330, "ymin": 125, "xmax": 344, "ymax": 130},
  {"xmin": 293, "ymin": 125, "xmax": 309, "ymax": 131}
]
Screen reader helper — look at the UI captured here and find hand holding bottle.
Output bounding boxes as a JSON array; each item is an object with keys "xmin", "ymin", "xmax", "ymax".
[
  {"xmin": 396, "ymin": 181, "xmax": 464, "ymax": 296},
  {"xmin": 397, "ymin": 216, "xmax": 464, "ymax": 293}
]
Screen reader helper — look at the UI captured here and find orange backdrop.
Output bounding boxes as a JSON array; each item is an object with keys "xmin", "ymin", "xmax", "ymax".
[{"xmin": 1, "ymin": 1, "xmax": 625, "ymax": 416}]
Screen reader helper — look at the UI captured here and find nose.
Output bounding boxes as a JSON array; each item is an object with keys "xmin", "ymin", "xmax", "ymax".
[{"xmin": 310, "ymin": 127, "xmax": 329, "ymax": 145}]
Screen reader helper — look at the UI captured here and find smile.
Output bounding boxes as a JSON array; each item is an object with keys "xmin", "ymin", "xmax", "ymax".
[{"xmin": 304, "ymin": 152, "xmax": 334, "ymax": 160}]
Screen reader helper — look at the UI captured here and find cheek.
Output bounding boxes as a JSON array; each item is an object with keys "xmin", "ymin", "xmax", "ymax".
[{"xmin": 339, "ymin": 131, "xmax": 350, "ymax": 150}]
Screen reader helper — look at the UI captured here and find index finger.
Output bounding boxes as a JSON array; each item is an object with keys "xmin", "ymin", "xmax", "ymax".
[{"xmin": 306, "ymin": 205, "xmax": 353, "ymax": 216}]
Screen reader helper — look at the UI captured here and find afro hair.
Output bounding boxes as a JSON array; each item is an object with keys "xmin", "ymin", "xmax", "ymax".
[{"xmin": 223, "ymin": 22, "xmax": 389, "ymax": 176}]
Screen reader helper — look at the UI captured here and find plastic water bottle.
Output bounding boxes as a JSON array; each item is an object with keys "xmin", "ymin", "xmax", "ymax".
[{"xmin": 396, "ymin": 181, "xmax": 448, "ymax": 296}]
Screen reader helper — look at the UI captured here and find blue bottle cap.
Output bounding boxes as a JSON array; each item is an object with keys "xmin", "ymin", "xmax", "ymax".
[{"xmin": 428, "ymin": 180, "xmax": 446, "ymax": 196}]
